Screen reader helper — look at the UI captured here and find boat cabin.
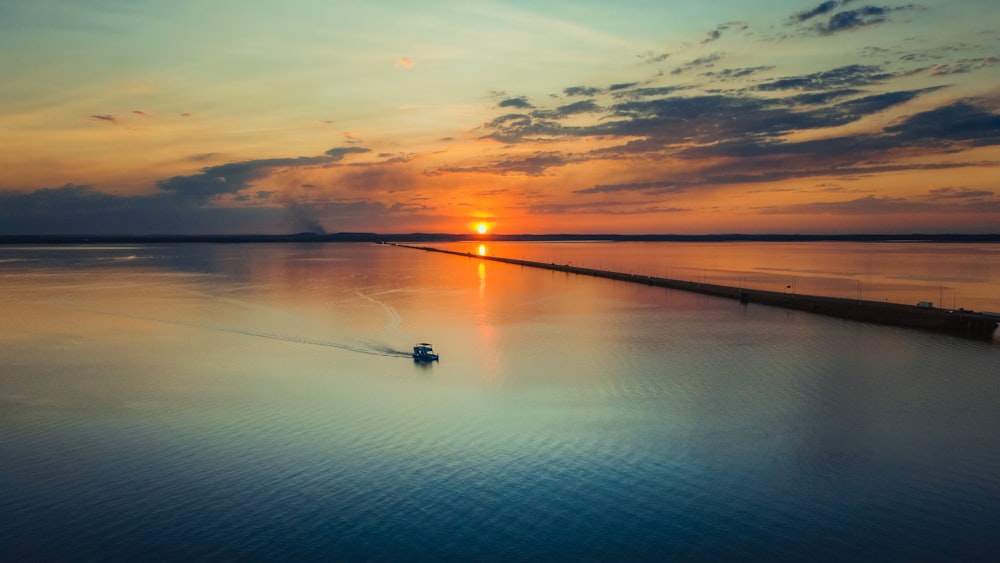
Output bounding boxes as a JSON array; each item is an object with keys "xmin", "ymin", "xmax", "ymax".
[{"xmin": 412, "ymin": 343, "xmax": 439, "ymax": 362}]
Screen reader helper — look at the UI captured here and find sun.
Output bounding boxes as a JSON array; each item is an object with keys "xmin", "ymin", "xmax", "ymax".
[{"xmin": 476, "ymin": 223, "xmax": 488, "ymax": 235}]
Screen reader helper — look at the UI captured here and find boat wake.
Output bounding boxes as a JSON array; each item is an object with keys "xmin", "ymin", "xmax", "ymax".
[
  {"xmin": 355, "ymin": 289, "xmax": 403, "ymax": 332},
  {"xmin": 214, "ymin": 326, "xmax": 412, "ymax": 358},
  {"xmin": 73, "ymin": 307, "xmax": 413, "ymax": 358}
]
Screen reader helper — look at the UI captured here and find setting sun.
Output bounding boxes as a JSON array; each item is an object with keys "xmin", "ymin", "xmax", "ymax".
[{"xmin": 476, "ymin": 223, "xmax": 488, "ymax": 235}]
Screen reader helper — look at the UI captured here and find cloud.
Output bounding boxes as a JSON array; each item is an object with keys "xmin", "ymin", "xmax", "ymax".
[
  {"xmin": 433, "ymin": 152, "xmax": 571, "ymax": 177},
  {"xmin": 498, "ymin": 96, "xmax": 534, "ymax": 109},
  {"xmin": 758, "ymin": 193, "xmax": 1000, "ymax": 216},
  {"xmin": 564, "ymin": 86, "xmax": 601, "ymax": 97},
  {"xmin": 395, "ymin": 57, "xmax": 414, "ymax": 68},
  {"xmin": 638, "ymin": 50, "xmax": 670, "ymax": 64},
  {"xmin": 925, "ymin": 187, "xmax": 995, "ymax": 200},
  {"xmin": 521, "ymin": 199, "xmax": 690, "ymax": 216},
  {"xmin": 531, "ymin": 99, "xmax": 602, "ymax": 120},
  {"xmin": 608, "ymin": 82, "xmax": 638, "ymax": 92},
  {"xmin": 791, "ymin": 3, "xmax": 924, "ymax": 36},
  {"xmin": 671, "ymin": 52, "xmax": 724, "ymax": 75},
  {"xmin": 702, "ymin": 21, "xmax": 749, "ymax": 44},
  {"xmin": 0, "ymin": 184, "xmax": 290, "ymax": 235},
  {"xmin": 792, "ymin": 0, "xmax": 849, "ymax": 23},
  {"xmin": 89, "ymin": 114, "xmax": 117, "ymax": 123},
  {"xmin": 574, "ymin": 180, "xmax": 689, "ymax": 195},
  {"xmin": 622, "ymin": 86, "xmax": 689, "ymax": 98},
  {"xmin": 884, "ymin": 100, "xmax": 1000, "ymax": 146},
  {"xmin": 158, "ymin": 147, "xmax": 371, "ymax": 202},
  {"xmin": 928, "ymin": 57, "xmax": 1000, "ymax": 76},
  {"xmin": 755, "ymin": 64, "xmax": 894, "ymax": 91},
  {"xmin": 702, "ymin": 66, "xmax": 775, "ymax": 81},
  {"xmin": 483, "ymin": 86, "xmax": 931, "ymax": 148},
  {"xmin": 325, "ymin": 146, "xmax": 372, "ymax": 160}
]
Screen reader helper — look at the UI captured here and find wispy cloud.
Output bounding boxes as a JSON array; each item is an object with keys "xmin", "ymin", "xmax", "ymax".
[{"xmin": 671, "ymin": 52, "xmax": 725, "ymax": 75}]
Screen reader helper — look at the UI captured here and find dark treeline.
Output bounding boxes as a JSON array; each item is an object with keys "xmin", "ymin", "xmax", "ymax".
[{"xmin": 1, "ymin": 233, "xmax": 998, "ymax": 244}]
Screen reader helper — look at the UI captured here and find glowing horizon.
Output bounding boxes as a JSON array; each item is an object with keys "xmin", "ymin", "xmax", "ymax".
[{"xmin": 1, "ymin": 1, "xmax": 998, "ymax": 235}]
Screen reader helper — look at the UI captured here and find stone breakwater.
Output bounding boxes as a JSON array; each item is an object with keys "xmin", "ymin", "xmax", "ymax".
[{"xmin": 396, "ymin": 244, "xmax": 1000, "ymax": 342}]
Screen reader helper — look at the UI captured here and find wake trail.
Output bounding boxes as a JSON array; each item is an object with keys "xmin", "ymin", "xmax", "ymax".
[
  {"xmin": 219, "ymin": 326, "xmax": 410, "ymax": 358},
  {"xmin": 355, "ymin": 289, "xmax": 403, "ymax": 332},
  {"xmin": 71, "ymin": 307, "xmax": 412, "ymax": 358}
]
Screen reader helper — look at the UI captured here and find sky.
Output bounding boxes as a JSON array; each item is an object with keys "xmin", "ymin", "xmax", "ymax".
[{"xmin": 1, "ymin": 0, "xmax": 999, "ymax": 235}]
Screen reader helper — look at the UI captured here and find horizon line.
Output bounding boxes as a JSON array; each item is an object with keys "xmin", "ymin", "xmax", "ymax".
[{"xmin": 1, "ymin": 232, "xmax": 998, "ymax": 243}]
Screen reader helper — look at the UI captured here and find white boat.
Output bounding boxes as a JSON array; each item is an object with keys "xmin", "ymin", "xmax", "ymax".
[{"xmin": 412, "ymin": 343, "xmax": 439, "ymax": 361}]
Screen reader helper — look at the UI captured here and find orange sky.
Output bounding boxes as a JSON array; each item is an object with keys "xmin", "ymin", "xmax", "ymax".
[{"xmin": 1, "ymin": 1, "xmax": 998, "ymax": 234}]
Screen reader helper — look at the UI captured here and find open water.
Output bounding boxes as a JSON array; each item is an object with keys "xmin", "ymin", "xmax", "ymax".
[{"xmin": 2, "ymin": 242, "xmax": 998, "ymax": 561}]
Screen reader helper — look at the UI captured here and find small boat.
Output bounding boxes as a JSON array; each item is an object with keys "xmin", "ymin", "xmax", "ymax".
[{"xmin": 412, "ymin": 342, "xmax": 439, "ymax": 362}]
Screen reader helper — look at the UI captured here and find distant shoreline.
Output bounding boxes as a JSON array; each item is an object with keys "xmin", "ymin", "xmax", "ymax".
[{"xmin": 1, "ymin": 233, "xmax": 998, "ymax": 244}]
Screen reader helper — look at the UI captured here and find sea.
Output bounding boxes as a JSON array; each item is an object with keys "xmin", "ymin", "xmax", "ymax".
[{"xmin": 1, "ymin": 241, "xmax": 998, "ymax": 561}]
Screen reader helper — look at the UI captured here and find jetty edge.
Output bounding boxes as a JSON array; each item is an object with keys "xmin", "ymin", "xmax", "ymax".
[{"xmin": 391, "ymin": 243, "xmax": 999, "ymax": 342}]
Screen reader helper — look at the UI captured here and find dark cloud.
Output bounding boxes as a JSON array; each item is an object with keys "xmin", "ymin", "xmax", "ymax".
[
  {"xmin": 702, "ymin": 66, "xmax": 775, "ymax": 80},
  {"xmin": 89, "ymin": 114, "xmax": 117, "ymax": 123},
  {"xmin": 159, "ymin": 147, "xmax": 371, "ymax": 202},
  {"xmin": 0, "ymin": 185, "xmax": 288, "ymax": 235},
  {"xmin": 325, "ymin": 146, "xmax": 372, "ymax": 160},
  {"xmin": 564, "ymin": 86, "xmax": 601, "ymax": 97},
  {"xmin": 755, "ymin": 64, "xmax": 894, "ymax": 91},
  {"xmin": 792, "ymin": 3, "xmax": 924, "ymax": 36},
  {"xmin": 623, "ymin": 86, "xmax": 689, "ymax": 98},
  {"xmin": 792, "ymin": 0, "xmax": 849, "ymax": 23},
  {"xmin": 883, "ymin": 101, "xmax": 1000, "ymax": 146},
  {"xmin": 158, "ymin": 157, "xmax": 323, "ymax": 202},
  {"xmin": 484, "ymin": 85, "xmax": 935, "ymax": 149},
  {"xmin": 608, "ymin": 82, "xmax": 638, "ymax": 92},
  {"xmin": 821, "ymin": 6, "xmax": 890, "ymax": 34},
  {"xmin": 532, "ymin": 99, "xmax": 602, "ymax": 120},
  {"xmin": 702, "ymin": 21, "xmax": 749, "ymax": 44},
  {"xmin": 499, "ymin": 96, "xmax": 534, "ymax": 109},
  {"xmin": 671, "ymin": 52, "xmax": 724, "ymax": 75},
  {"xmin": 0, "ymin": 181, "xmax": 432, "ymax": 235}
]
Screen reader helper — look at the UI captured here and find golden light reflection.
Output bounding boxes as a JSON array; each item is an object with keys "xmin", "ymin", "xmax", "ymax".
[{"xmin": 477, "ymin": 244, "xmax": 487, "ymax": 256}]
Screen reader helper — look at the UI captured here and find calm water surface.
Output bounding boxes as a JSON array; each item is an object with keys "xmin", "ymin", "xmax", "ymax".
[
  {"xmin": 437, "ymin": 241, "xmax": 1000, "ymax": 313},
  {"xmin": 1, "ymin": 243, "xmax": 998, "ymax": 561}
]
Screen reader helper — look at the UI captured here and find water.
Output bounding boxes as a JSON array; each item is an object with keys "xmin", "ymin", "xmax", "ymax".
[
  {"xmin": 436, "ymin": 241, "xmax": 1000, "ymax": 313},
  {"xmin": 2, "ymin": 243, "xmax": 998, "ymax": 561}
]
